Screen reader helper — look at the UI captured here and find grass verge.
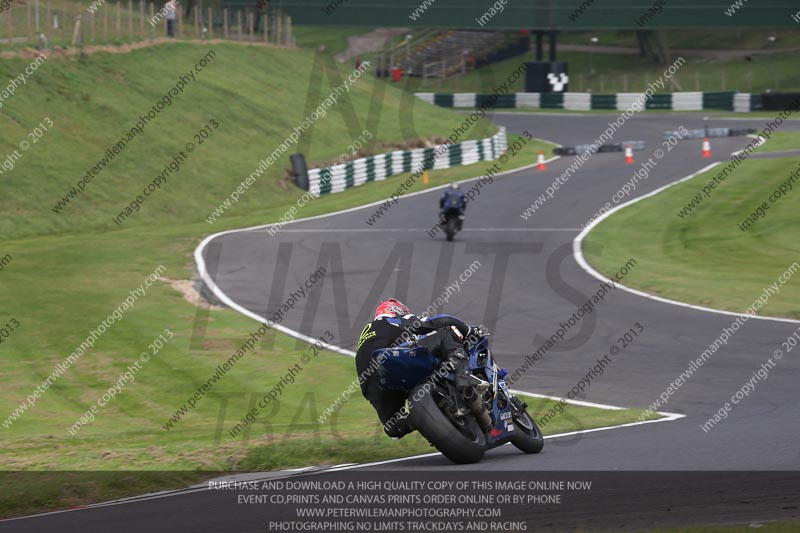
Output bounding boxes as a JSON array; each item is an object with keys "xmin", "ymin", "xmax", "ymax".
[
  {"xmin": 583, "ymin": 157, "xmax": 800, "ymax": 318},
  {"xmin": 0, "ymin": 393, "xmax": 660, "ymax": 518},
  {"xmin": 753, "ymin": 132, "xmax": 800, "ymax": 153}
]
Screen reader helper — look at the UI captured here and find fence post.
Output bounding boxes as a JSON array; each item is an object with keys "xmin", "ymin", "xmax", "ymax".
[
  {"xmin": 177, "ymin": 4, "xmax": 182, "ymax": 38},
  {"xmin": 147, "ymin": 3, "xmax": 154, "ymax": 40},
  {"xmin": 72, "ymin": 12, "xmax": 82, "ymax": 46},
  {"xmin": 248, "ymin": 12, "xmax": 253, "ymax": 42},
  {"xmin": 208, "ymin": 7, "xmax": 213, "ymax": 38},
  {"xmin": 46, "ymin": 2, "xmax": 52, "ymax": 43},
  {"xmin": 262, "ymin": 13, "xmax": 267, "ymax": 42},
  {"xmin": 286, "ymin": 14, "xmax": 292, "ymax": 47},
  {"xmin": 127, "ymin": 0, "xmax": 132, "ymax": 42},
  {"xmin": 223, "ymin": 8, "xmax": 228, "ymax": 39},
  {"xmin": 115, "ymin": 2, "xmax": 121, "ymax": 43},
  {"xmin": 28, "ymin": 2, "xmax": 34, "ymax": 45},
  {"xmin": 236, "ymin": 10, "xmax": 241, "ymax": 40},
  {"xmin": 62, "ymin": 5, "xmax": 68, "ymax": 46},
  {"xmin": 139, "ymin": 1, "xmax": 144, "ymax": 39},
  {"xmin": 8, "ymin": 6, "xmax": 13, "ymax": 47},
  {"xmin": 194, "ymin": 5, "xmax": 198, "ymax": 39},
  {"xmin": 276, "ymin": 11, "xmax": 281, "ymax": 45}
]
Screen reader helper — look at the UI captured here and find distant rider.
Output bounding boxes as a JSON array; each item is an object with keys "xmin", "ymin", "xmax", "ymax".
[
  {"xmin": 439, "ymin": 183, "xmax": 466, "ymax": 230},
  {"xmin": 355, "ymin": 298, "xmax": 472, "ymax": 439}
]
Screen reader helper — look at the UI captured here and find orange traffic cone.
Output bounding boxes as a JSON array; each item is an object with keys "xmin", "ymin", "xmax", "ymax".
[
  {"xmin": 624, "ymin": 144, "xmax": 634, "ymax": 164},
  {"xmin": 537, "ymin": 151, "xmax": 547, "ymax": 171},
  {"xmin": 702, "ymin": 137, "xmax": 712, "ymax": 158}
]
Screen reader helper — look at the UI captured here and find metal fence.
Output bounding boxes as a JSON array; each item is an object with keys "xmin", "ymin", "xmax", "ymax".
[{"xmin": 0, "ymin": 0, "xmax": 293, "ymax": 50}]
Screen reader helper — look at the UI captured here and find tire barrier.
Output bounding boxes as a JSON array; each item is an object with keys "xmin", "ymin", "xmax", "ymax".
[
  {"xmin": 307, "ymin": 128, "xmax": 507, "ymax": 197},
  {"xmin": 553, "ymin": 140, "xmax": 645, "ymax": 156},
  {"xmin": 417, "ymin": 91, "xmax": 746, "ymax": 111},
  {"xmin": 661, "ymin": 128, "xmax": 757, "ymax": 141},
  {"xmin": 291, "ymin": 153, "xmax": 310, "ymax": 191},
  {"xmin": 418, "ymin": 91, "xmax": 773, "ymax": 112}
]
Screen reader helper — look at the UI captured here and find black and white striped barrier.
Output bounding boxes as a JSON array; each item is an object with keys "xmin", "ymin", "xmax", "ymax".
[
  {"xmin": 553, "ymin": 140, "xmax": 645, "ymax": 156},
  {"xmin": 662, "ymin": 128, "xmax": 757, "ymax": 140}
]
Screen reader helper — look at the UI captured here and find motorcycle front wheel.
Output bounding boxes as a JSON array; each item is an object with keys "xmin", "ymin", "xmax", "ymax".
[
  {"xmin": 509, "ymin": 396, "xmax": 544, "ymax": 454},
  {"xmin": 408, "ymin": 384, "xmax": 486, "ymax": 464}
]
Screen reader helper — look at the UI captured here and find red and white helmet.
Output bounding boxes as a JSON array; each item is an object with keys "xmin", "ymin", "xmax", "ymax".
[{"xmin": 374, "ymin": 298, "xmax": 410, "ymax": 319}]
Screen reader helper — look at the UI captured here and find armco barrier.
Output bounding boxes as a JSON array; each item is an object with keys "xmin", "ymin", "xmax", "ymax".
[
  {"xmin": 416, "ymin": 91, "xmax": 764, "ymax": 112},
  {"xmin": 308, "ymin": 128, "xmax": 507, "ymax": 197}
]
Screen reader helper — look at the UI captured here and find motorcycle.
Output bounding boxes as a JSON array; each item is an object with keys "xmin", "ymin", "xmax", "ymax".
[
  {"xmin": 440, "ymin": 207, "xmax": 463, "ymax": 242},
  {"xmin": 372, "ymin": 326, "xmax": 544, "ymax": 464}
]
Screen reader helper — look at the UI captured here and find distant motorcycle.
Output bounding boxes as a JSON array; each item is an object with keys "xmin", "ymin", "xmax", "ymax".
[
  {"xmin": 373, "ymin": 326, "xmax": 544, "ymax": 464},
  {"xmin": 440, "ymin": 207, "xmax": 464, "ymax": 242}
]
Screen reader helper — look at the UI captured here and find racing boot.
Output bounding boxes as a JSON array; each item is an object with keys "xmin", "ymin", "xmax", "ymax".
[
  {"xmin": 384, "ymin": 409, "xmax": 414, "ymax": 440},
  {"xmin": 446, "ymin": 347, "xmax": 472, "ymax": 391}
]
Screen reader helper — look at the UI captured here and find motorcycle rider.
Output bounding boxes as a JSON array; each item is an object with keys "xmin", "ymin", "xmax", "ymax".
[
  {"xmin": 439, "ymin": 183, "xmax": 466, "ymax": 230},
  {"xmin": 355, "ymin": 298, "xmax": 472, "ymax": 439}
]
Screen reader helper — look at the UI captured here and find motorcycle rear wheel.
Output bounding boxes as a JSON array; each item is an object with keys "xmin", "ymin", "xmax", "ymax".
[{"xmin": 408, "ymin": 384, "xmax": 486, "ymax": 464}]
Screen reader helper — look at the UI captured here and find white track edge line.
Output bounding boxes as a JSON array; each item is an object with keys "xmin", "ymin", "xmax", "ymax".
[
  {"xmin": 573, "ymin": 162, "xmax": 800, "ymax": 325},
  {"xmin": 258, "ymin": 228, "xmax": 581, "ymax": 233},
  {"xmin": 194, "ymin": 154, "xmax": 561, "ymax": 359},
  {"xmin": 731, "ymin": 134, "xmax": 765, "ymax": 156},
  {"xmin": 297, "ymin": 410, "xmax": 686, "ymax": 473},
  {"xmin": 508, "ymin": 389, "xmax": 625, "ymax": 411},
  {"xmin": 1, "ymin": 409, "xmax": 685, "ymax": 522}
]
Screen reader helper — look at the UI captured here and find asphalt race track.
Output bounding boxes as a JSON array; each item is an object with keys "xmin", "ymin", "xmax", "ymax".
[{"xmin": 5, "ymin": 113, "xmax": 800, "ymax": 531}]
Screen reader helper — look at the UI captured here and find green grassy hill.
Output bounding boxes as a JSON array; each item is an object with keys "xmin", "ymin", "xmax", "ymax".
[{"xmin": 0, "ymin": 43, "xmax": 499, "ymax": 238}]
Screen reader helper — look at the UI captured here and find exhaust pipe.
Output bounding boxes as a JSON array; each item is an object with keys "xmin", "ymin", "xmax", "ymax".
[{"xmin": 463, "ymin": 387, "xmax": 492, "ymax": 431}]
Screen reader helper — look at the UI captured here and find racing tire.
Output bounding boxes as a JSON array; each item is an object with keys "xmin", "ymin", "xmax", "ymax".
[
  {"xmin": 510, "ymin": 398, "xmax": 544, "ymax": 454},
  {"xmin": 408, "ymin": 384, "xmax": 486, "ymax": 464},
  {"xmin": 445, "ymin": 218, "xmax": 457, "ymax": 241}
]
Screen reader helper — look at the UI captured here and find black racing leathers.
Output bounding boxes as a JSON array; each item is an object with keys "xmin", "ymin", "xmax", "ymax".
[{"xmin": 355, "ymin": 314, "xmax": 469, "ymax": 437}]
